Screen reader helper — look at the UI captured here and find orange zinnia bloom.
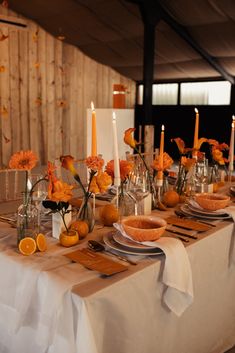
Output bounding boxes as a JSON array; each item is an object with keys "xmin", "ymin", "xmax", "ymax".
[
  {"xmin": 85, "ymin": 156, "xmax": 104, "ymax": 171},
  {"xmin": 106, "ymin": 159, "xmax": 133, "ymax": 182},
  {"xmin": 9, "ymin": 150, "xmax": 38, "ymax": 170},
  {"xmin": 124, "ymin": 128, "xmax": 137, "ymax": 149}
]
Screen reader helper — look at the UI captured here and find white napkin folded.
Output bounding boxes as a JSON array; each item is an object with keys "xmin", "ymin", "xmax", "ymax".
[
  {"xmin": 220, "ymin": 205, "xmax": 235, "ymax": 267},
  {"xmin": 113, "ymin": 223, "xmax": 193, "ymax": 316}
]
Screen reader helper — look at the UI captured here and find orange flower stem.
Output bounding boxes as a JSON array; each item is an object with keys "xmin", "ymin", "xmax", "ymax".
[
  {"xmin": 59, "ymin": 202, "xmax": 69, "ymax": 233},
  {"xmin": 134, "ymin": 147, "xmax": 153, "ymax": 192},
  {"xmin": 73, "ymin": 173, "xmax": 86, "ymax": 195}
]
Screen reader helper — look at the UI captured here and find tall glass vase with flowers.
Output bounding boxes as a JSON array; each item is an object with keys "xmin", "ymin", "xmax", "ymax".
[
  {"xmin": 123, "ymin": 128, "xmax": 154, "ymax": 210},
  {"xmin": 42, "ymin": 162, "xmax": 77, "ymax": 244},
  {"xmin": 151, "ymin": 152, "xmax": 174, "ymax": 206},
  {"xmin": 60, "ymin": 155, "xmax": 112, "ymax": 232},
  {"xmin": 175, "ymin": 156, "xmax": 196, "ymax": 197},
  {"xmin": 206, "ymin": 139, "xmax": 228, "ymax": 184},
  {"xmin": 105, "ymin": 159, "xmax": 135, "ymax": 216},
  {"xmin": 9, "ymin": 150, "xmax": 39, "ymax": 244},
  {"xmin": 171, "ymin": 137, "xmax": 206, "ymax": 198}
]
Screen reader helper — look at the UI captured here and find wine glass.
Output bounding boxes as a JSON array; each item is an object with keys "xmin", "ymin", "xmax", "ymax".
[
  {"xmin": 127, "ymin": 165, "xmax": 150, "ymax": 215},
  {"xmin": 194, "ymin": 154, "xmax": 209, "ymax": 192}
]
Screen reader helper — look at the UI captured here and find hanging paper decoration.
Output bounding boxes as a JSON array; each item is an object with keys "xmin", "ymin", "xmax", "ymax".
[
  {"xmin": 59, "ymin": 66, "xmax": 65, "ymax": 75},
  {"xmin": 57, "ymin": 100, "xmax": 67, "ymax": 108},
  {"xmin": 57, "ymin": 35, "xmax": 65, "ymax": 41},
  {"xmin": 1, "ymin": 0, "xmax": 8, "ymax": 8},
  {"xmin": 3, "ymin": 133, "xmax": 10, "ymax": 143},
  {"xmin": 1, "ymin": 105, "xmax": 8, "ymax": 117},
  {"xmin": 0, "ymin": 30, "xmax": 8, "ymax": 41},
  {"xmin": 35, "ymin": 97, "xmax": 42, "ymax": 106},
  {"xmin": 32, "ymin": 29, "xmax": 39, "ymax": 42}
]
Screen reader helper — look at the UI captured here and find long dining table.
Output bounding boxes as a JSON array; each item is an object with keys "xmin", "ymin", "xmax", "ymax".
[{"xmin": 0, "ymin": 198, "xmax": 235, "ymax": 353}]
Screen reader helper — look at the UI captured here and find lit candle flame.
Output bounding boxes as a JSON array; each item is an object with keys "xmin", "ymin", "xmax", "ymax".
[
  {"xmin": 161, "ymin": 124, "xmax": 165, "ymax": 131},
  {"xmin": 112, "ymin": 111, "xmax": 116, "ymax": 121},
  {"xmin": 232, "ymin": 115, "xmax": 235, "ymax": 121},
  {"xmin": 194, "ymin": 108, "xmax": 198, "ymax": 114},
  {"xmin": 91, "ymin": 101, "xmax": 95, "ymax": 111}
]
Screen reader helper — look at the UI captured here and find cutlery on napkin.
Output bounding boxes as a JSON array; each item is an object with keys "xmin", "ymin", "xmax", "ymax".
[
  {"xmin": 166, "ymin": 216, "xmax": 211, "ymax": 232},
  {"xmin": 166, "ymin": 225, "xmax": 198, "ymax": 239},
  {"xmin": 113, "ymin": 223, "xmax": 193, "ymax": 316},
  {"xmin": 65, "ymin": 248, "xmax": 128, "ymax": 276}
]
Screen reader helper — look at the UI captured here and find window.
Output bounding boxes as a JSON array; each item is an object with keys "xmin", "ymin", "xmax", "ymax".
[
  {"xmin": 180, "ymin": 81, "xmax": 231, "ymax": 105},
  {"xmin": 137, "ymin": 80, "xmax": 231, "ymax": 105},
  {"xmin": 137, "ymin": 83, "xmax": 178, "ymax": 105}
]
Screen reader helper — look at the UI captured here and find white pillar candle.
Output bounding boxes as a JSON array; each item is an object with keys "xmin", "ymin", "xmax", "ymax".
[
  {"xmin": 112, "ymin": 112, "xmax": 121, "ymax": 186},
  {"xmin": 157, "ymin": 125, "xmax": 164, "ymax": 186}
]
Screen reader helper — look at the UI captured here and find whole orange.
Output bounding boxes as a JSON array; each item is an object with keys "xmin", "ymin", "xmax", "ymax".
[
  {"xmin": 99, "ymin": 204, "xmax": 119, "ymax": 226},
  {"xmin": 59, "ymin": 230, "xmax": 79, "ymax": 247},
  {"xmin": 70, "ymin": 220, "xmax": 89, "ymax": 239},
  {"xmin": 162, "ymin": 190, "xmax": 180, "ymax": 207}
]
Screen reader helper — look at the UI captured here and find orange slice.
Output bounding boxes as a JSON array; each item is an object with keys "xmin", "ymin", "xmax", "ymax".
[
  {"xmin": 19, "ymin": 237, "xmax": 37, "ymax": 256},
  {"xmin": 36, "ymin": 233, "xmax": 47, "ymax": 252}
]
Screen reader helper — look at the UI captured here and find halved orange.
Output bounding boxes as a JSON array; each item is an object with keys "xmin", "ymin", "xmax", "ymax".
[
  {"xmin": 36, "ymin": 233, "xmax": 47, "ymax": 252},
  {"xmin": 19, "ymin": 237, "xmax": 37, "ymax": 256}
]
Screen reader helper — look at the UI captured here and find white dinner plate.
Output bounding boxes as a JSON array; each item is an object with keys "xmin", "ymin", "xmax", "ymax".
[
  {"xmin": 103, "ymin": 232, "xmax": 163, "ymax": 256},
  {"xmin": 180, "ymin": 204, "xmax": 231, "ymax": 220},
  {"xmin": 187, "ymin": 199, "xmax": 229, "ymax": 216},
  {"xmin": 113, "ymin": 231, "xmax": 159, "ymax": 250}
]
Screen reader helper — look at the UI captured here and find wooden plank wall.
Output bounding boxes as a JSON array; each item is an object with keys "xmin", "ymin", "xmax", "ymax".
[{"xmin": 0, "ymin": 5, "xmax": 136, "ymax": 168}]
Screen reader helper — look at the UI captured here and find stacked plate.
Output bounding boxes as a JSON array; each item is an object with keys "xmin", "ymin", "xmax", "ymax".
[
  {"xmin": 179, "ymin": 199, "xmax": 231, "ymax": 220},
  {"xmin": 103, "ymin": 231, "xmax": 163, "ymax": 256}
]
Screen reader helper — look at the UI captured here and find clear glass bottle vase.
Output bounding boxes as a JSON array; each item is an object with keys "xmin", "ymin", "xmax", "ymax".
[
  {"xmin": 17, "ymin": 192, "xmax": 38, "ymax": 244},
  {"xmin": 77, "ymin": 194, "xmax": 95, "ymax": 233},
  {"xmin": 111, "ymin": 190, "xmax": 136, "ymax": 217}
]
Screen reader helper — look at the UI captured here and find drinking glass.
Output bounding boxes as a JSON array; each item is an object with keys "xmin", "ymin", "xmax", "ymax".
[
  {"xmin": 127, "ymin": 165, "xmax": 150, "ymax": 215},
  {"xmin": 194, "ymin": 154, "xmax": 209, "ymax": 192},
  {"xmin": 28, "ymin": 173, "xmax": 48, "ymax": 230}
]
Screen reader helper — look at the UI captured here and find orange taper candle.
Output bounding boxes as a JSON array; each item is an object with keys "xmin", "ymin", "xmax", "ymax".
[{"xmin": 91, "ymin": 101, "xmax": 97, "ymax": 156}]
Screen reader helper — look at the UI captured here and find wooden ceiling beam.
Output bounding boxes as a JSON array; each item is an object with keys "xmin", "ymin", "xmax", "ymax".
[
  {"xmin": 126, "ymin": 0, "xmax": 234, "ymax": 84},
  {"xmin": 155, "ymin": 1, "xmax": 235, "ymax": 84}
]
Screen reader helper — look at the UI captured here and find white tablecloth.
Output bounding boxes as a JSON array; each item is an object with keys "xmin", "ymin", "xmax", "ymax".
[{"xmin": 0, "ymin": 215, "xmax": 235, "ymax": 353}]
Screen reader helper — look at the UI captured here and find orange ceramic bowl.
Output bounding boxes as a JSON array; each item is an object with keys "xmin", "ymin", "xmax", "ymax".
[
  {"xmin": 121, "ymin": 215, "xmax": 167, "ymax": 242},
  {"xmin": 195, "ymin": 193, "xmax": 230, "ymax": 211}
]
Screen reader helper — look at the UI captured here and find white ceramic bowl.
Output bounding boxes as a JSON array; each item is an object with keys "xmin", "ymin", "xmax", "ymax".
[
  {"xmin": 195, "ymin": 193, "xmax": 230, "ymax": 211},
  {"xmin": 121, "ymin": 215, "xmax": 167, "ymax": 242}
]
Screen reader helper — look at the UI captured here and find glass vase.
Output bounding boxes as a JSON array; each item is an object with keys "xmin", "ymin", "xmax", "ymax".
[
  {"xmin": 112, "ymin": 190, "xmax": 136, "ymax": 217},
  {"xmin": 77, "ymin": 195, "xmax": 95, "ymax": 233},
  {"xmin": 16, "ymin": 192, "xmax": 38, "ymax": 245}
]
